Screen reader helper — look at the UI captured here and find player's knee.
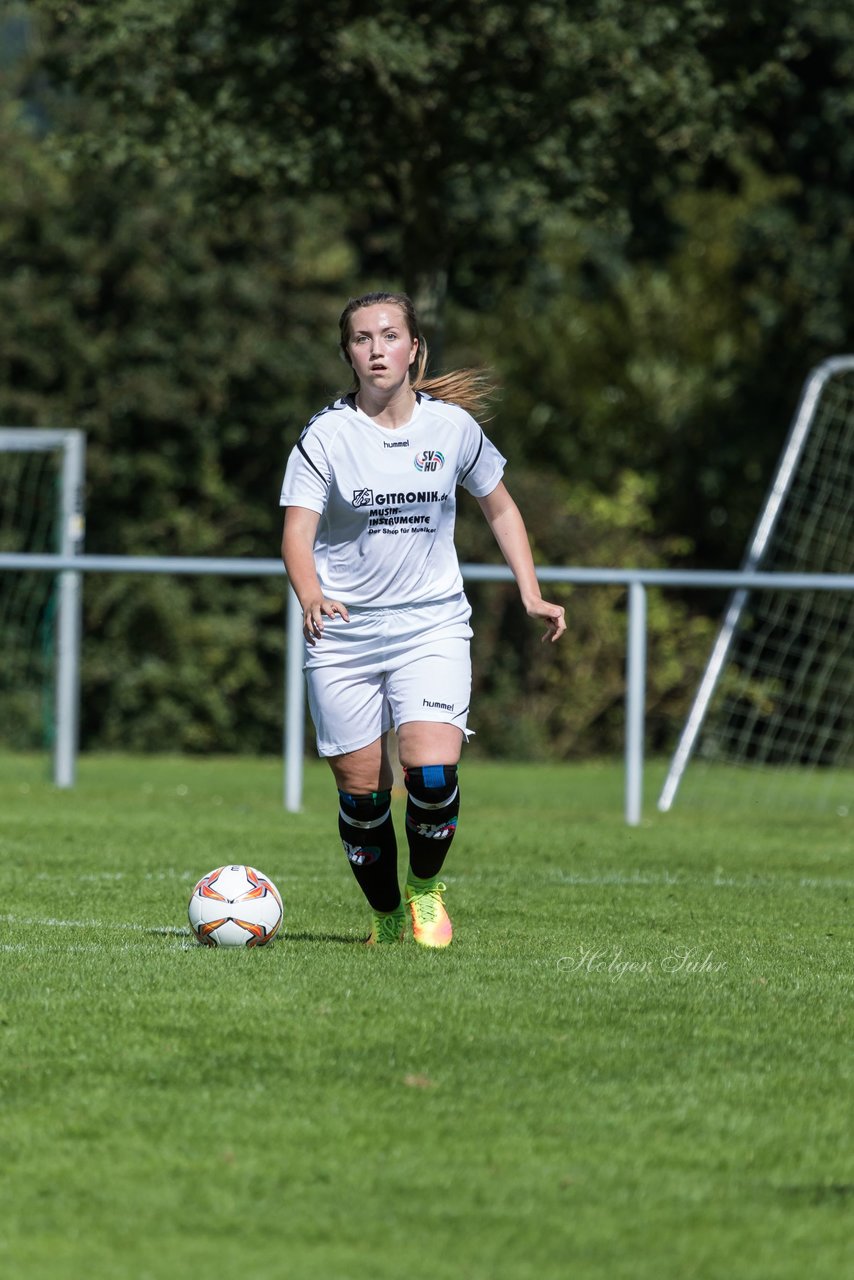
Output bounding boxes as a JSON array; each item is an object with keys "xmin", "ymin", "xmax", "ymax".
[
  {"xmin": 403, "ymin": 764, "xmax": 458, "ymax": 806},
  {"xmin": 403, "ymin": 766, "xmax": 459, "ymax": 842},
  {"xmin": 338, "ymin": 789, "xmax": 392, "ymax": 825}
]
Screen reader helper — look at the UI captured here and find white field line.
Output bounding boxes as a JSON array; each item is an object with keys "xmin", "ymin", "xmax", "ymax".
[
  {"xmin": 548, "ymin": 870, "xmax": 854, "ymax": 891},
  {"xmin": 25, "ymin": 869, "xmax": 300, "ymax": 884},
  {"xmin": 1, "ymin": 867, "xmax": 850, "ymax": 942},
  {"xmin": 29, "ymin": 869, "xmax": 194, "ymax": 883},
  {"xmin": 456, "ymin": 868, "xmax": 854, "ymax": 891},
  {"xmin": 0, "ymin": 916, "xmax": 194, "ymax": 952},
  {"xmin": 0, "ymin": 941, "xmax": 197, "ymax": 952},
  {"xmin": 0, "ymin": 914, "xmax": 188, "ymax": 932}
]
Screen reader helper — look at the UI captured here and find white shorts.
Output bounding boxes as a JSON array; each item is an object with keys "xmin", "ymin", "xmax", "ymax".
[{"xmin": 304, "ymin": 593, "xmax": 474, "ymax": 757}]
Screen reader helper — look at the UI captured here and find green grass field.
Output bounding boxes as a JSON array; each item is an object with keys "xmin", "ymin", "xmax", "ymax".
[{"xmin": 1, "ymin": 753, "xmax": 851, "ymax": 1280}]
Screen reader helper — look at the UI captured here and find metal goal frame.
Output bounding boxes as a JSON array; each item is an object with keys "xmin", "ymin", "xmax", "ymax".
[{"xmin": 0, "ymin": 428, "xmax": 86, "ymax": 786}]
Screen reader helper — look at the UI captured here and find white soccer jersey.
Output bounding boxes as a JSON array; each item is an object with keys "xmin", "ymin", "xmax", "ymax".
[{"xmin": 280, "ymin": 392, "xmax": 506, "ymax": 606}]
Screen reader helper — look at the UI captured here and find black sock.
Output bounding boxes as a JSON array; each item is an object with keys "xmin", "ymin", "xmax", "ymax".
[
  {"xmin": 403, "ymin": 765, "xmax": 460, "ymax": 882},
  {"xmin": 337, "ymin": 789, "xmax": 400, "ymax": 913}
]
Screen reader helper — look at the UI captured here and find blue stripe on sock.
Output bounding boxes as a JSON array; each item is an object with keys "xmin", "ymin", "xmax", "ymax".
[{"xmin": 422, "ymin": 765, "xmax": 446, "ymax": 789}]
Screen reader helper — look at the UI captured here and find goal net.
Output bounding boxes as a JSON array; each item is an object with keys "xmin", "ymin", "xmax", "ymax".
[
  {"xmin": 0, "ymin": 438, "xmax": 60, "ymax": 748},
  {"xmin": 658, "ymin": 357, "xmax": 854, "ymax": 817},
  {"xmin": 0, "ymin": 429, "xmax": 85, "ymax": 779}
]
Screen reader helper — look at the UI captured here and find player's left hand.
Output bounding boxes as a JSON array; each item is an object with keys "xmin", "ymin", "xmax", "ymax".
[{"xmin": 526, "ymin": 599, "xmax": 566, "ymax": 643}]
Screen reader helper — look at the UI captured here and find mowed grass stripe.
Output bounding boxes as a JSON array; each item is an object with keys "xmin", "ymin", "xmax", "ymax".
[{"xmin": 0, "ymin": 753, "xmax": 851, "ymax": 1280}]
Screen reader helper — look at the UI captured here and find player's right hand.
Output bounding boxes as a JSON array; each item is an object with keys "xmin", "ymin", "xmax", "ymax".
[{"xmin": 303, "ymin": 597, "xmax": 350, "ymax": 645}]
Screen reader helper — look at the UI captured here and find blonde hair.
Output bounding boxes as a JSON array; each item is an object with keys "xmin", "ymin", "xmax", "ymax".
[{"xmin": 338, "ymin": 291, "xmax": 495, "ymax": 420}]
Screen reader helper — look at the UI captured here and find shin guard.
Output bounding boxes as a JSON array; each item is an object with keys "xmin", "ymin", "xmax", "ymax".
[
  {"xmin": 403, "ymin": 765, "xmax": 460, "ymax": 881},
  {"xmin": 338, "ymin": 789, "xmax": 400, "ymax": 914}
]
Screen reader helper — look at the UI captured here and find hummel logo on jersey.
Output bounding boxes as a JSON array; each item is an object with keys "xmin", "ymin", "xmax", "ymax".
[
  {"xmin": 415, "ymin": 449, "xmax": 445, "ymax": 472},
  {"xmin": 384, "ymin": 438, "xmax": 409, "ymax": 448},
  {"xmin": 352, "ymin": 488, "xmax": 374, "ymax": 508}
]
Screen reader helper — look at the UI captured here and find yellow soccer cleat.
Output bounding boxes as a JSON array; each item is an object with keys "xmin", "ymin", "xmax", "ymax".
[
  {"xmin": 365, "ymin": 903, "xmax": 406, "ymax": 945},
  {"xmin": 405, "ymin": 879, "xmax": 453, "ymax": 948}
]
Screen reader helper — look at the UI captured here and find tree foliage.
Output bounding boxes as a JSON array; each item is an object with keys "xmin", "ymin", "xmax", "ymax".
[
  {"xmin": 1, "ymin": 1, "xmax": 853, "ymax": 756},
  {"xmin": 32, "ymin": 0, "xmax": 802, "ymax": 317},
  {"xmin": 0, "ymin": 94, "xmax": 355, "ymax": 752}
]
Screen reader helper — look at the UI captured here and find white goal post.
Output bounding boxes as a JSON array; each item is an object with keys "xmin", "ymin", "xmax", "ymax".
[
  {"xmin": 658, "ymin": 355, "xmax": 854, "ymax": 812},
  {"xmin": 0, "ymin": 428, "xmax": 86, "ymax": 786}
]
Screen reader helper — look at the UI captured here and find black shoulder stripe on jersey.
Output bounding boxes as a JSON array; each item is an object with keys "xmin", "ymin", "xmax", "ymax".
[
  {"xmin": 459, "ymin": 430, "xmax": 484, "ymax": 483},
  {"xmin": 301, "ymin": 397, "xmax": 349, "ymax": 435},
  {"xmin": 297, "ymin": 438, "xmax": 327, "ymax": 483}
]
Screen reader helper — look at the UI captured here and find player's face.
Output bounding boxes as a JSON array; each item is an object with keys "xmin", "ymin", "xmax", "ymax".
[{"xmin": 346, "ymin": 304, "xmax": 418, "ymax": 395}]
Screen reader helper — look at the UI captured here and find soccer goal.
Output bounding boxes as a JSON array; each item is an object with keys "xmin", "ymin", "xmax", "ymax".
[
  {"xmin": 0, "ymin": 428, "xmax": 86, "ymax": 785},
  {"xmin": 658, "ymin": 356, "xmax": 854, "ymax": 815}
]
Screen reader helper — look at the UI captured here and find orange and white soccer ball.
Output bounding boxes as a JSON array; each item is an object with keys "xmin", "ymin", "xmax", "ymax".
[{"xmin": 188, "ymin": 865, "xmax": 283, "ymax": 947}]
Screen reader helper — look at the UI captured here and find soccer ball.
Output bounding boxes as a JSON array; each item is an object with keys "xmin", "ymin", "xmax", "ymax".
[{"xmin": 188, "ymin": 865, "xmax": 283, "ymax": 948}]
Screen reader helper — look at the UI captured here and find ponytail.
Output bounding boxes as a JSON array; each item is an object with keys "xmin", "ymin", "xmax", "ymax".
[{"xmin": 412, "ymin": 366, "xmax": 496, "ymax": 422}]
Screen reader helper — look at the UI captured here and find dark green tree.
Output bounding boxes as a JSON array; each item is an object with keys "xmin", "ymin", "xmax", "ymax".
[
  {"xmin": 449, "ymin": 0, "xmax": 854, "ymax": 564},
  {"xmin": 0, "ymin": 96, "xmax": 357, "ymax": 751},
  {"xmin": 3, "ymin": 1, "xmax": 852, "ymax": 757},
  {"xmin": 32, "ymin": 0, "xmax": 804, "ymax": 335}
]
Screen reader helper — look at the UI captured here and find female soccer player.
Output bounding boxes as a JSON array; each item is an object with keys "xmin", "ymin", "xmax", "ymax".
[{"xmin": 280, "ymin": 291, "xmax": 565, "ymax": 947}]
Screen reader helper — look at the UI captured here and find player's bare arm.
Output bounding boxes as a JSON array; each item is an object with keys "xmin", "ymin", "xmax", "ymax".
[
  {"xmin": 281, "ymin": 506, "xmax": 350, "ymax": 644},
  {"xmin": 477, "ymin": 482, "xmax": 566, "ymax": 643}
]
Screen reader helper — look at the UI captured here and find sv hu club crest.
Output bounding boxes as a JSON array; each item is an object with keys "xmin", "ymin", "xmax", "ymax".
[{"xmin": 414, "ymin": 449, "xmax": 445, "ymax": 473}]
